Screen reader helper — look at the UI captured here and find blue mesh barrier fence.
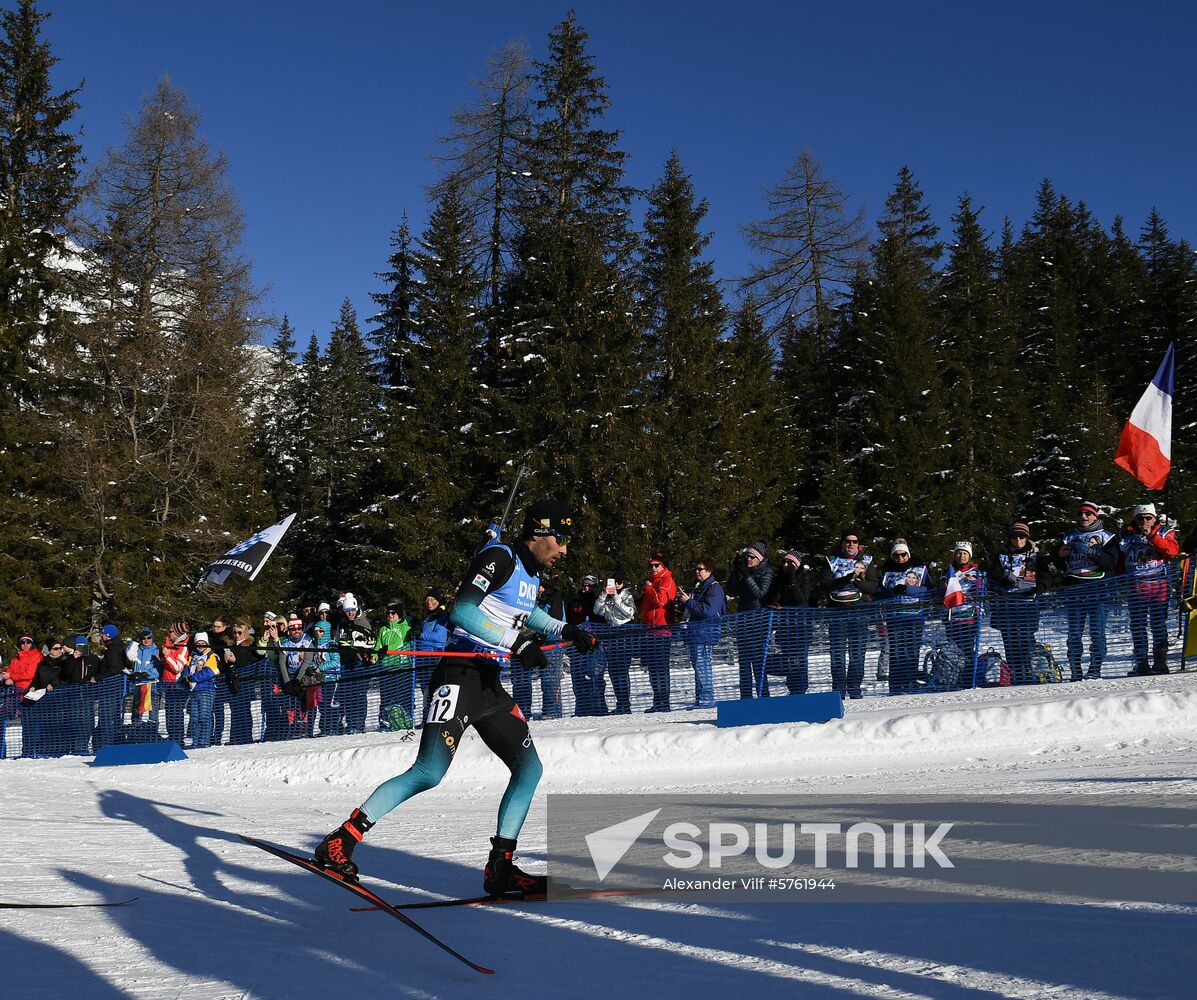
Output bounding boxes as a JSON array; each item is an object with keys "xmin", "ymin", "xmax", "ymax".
[{"xmin": 0, "ymin": 566, "xmax": 1184, "ymax": 759}]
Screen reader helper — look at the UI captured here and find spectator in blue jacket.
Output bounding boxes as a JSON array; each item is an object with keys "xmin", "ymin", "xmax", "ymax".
[
  {"xmin": 414, "ymin": 591, "xmax": 450, "ymax": 721},
  {"xmin": 184, "ymin": 632, "xmax": 220, "ymax": 749},
  {"xmin": 678, "ymin": 557, "xmax": 726, "ymax": 708}
]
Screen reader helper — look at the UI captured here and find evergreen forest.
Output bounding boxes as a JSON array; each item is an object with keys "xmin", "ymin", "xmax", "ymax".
[{"xmin": 2, "ymin": 3, "xmax": 1194, "ymax": 640}]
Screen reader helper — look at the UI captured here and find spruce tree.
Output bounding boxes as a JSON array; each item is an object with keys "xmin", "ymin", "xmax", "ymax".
[
  {"xmin": 637, "ymin": 151, "xmax": 726, "ymax": 564},
  {"xmin": 839, "ymin": 166, "xmax": 948, "ymax": 553},
  {"xmin": 0, "ymin": 0, "xmax": 82, "ymax": 639},
  {"xmin": 355, "ymin": 181, "xmax": 490, "ymax": 602},
  {"xmin": 500, "ymin": 12, "xmax": 650, "ymax": 579},
  {"xmin": 297, "ymin": 300, "xmax": 379, "ymax": 599},
  {"xmin": 937, "ymin": 194, "xmax": 1025, "ymax": 550},
  {"xmin": 368, "ymin": 217, "xmax": 419, "ymax": 391},
  {"xmin": 711, "ymin": 303, "xmax": 792, "ymax": 568}
]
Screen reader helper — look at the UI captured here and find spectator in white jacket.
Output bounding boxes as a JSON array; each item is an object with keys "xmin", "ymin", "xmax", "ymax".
[{"xmin": 593, "ymin": 569, "xmax": 636, "ymax": 714}]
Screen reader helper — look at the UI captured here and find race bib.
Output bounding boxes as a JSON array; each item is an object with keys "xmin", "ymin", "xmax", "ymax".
[{"xmin": 425, "ymin": 683, "xmax": 461, "ymax": 724}]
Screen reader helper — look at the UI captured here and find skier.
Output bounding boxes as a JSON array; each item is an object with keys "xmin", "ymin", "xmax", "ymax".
[{"xmin": 313, "ymin": 499, "xmax": 599, "ymax": 896}]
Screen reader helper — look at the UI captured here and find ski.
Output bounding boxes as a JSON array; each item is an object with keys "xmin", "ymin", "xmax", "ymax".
[
  {"xmin": 238, "ymin": 834, "xmax": 494, "ymax": 975},
  {"xmin": 0, "ymin": 897, "xmax": 137, "ymax": 909},
  {"xmin": 351, "ymin": 884, "xmax": 681, "ymax": 911}
]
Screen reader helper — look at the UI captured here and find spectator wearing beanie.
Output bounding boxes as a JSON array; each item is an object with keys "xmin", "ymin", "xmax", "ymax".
[
  {"xmin": 877, "ymin": 540, "xmax": 931, "ymax": 695},
  {"xmin": 1118, "ymin": 503, "xmax": 1180, "ymax": 676},
  {"xmin": 764, "ymin": 547, "xmax": 814, "ymax": 695},
  {"xmin": 728, "ymin": 541, "xmax": 776, "ymax": 699},
  {"xmin": 941, "ymin": 541, "xmax": 985, "ymax": 688},
  {"xmin": 376, "ymin": 601, "xmax": 415, "ymax": 731},
  {"xmin": 1051, "ymin": 500, "xmax": 1118, "ymax": 681},
  {"xmin": 413, "ymin": 591, "xmax": 450, "ymax": 720},
  {"xmin": 987, "ymin": 521, "xmax": 1043, "ymax": 684}
]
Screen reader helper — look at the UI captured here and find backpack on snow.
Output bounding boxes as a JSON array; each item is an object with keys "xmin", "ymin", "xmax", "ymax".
[
  {"xmin": 921, "ymin": 640, "xmax": 964, "ymax": 691},
  {"xmin": 974, "ymin": 648, "xmax": 1011, "ymax": 688},
  {"xmin": 1029, "ymin": 642, "xmax": 1062, "ymax": 684}
]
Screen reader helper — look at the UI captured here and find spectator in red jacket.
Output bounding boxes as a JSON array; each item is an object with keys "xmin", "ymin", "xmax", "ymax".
[
  {"xmin": 4, "ymin": 635, "xmax": 42, "ymax": 694},
  {"xmin": 637, "ymin": 551, "xmax": 677, "ymax": 713}
]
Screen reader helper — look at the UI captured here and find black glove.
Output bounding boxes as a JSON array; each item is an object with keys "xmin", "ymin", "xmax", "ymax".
[
  {"xmin": 562, "ymin": 624, "xmax": 599, "ymax": 653},
  {"xmin": 892, "ymin": 584, "xmax": 906, "ymax": 595},
  {"xmin": 511, "ymin": 630, "xmax": 548, "ymax": 671}
]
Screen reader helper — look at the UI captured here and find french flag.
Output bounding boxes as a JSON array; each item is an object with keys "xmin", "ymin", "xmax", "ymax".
[
  {"xmin": 943, "ymin": 575, "xmax": 965, "ymax": 609},
  {"xmin": 1115, "ymin": 343, "xmax": 1174, "ymax": 491}
]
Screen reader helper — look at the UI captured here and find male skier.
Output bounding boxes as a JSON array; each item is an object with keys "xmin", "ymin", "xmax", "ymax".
[{"xmin": 314, "ymin": 499, "xmax": 599, "ymax": 896}]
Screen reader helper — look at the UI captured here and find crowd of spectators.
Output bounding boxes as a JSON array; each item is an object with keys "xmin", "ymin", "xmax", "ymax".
[{"xmin": 0, "ymin": 499, "xmax": 1185, "ymax": 751}]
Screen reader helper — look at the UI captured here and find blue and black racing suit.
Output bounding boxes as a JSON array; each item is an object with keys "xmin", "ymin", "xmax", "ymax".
[{"xmin": 358, "ymin": 540, "xmax": 565, "ymax": 840}]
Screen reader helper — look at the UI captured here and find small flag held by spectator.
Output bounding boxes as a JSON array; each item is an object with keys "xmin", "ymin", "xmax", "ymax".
[
  {"xmin": 1114, "ymin": 343, "xmax": 1174, "ymax": 490},
  {"xmin": 943, "ymin": 575, "xmax": 965, "ymax": 609}
]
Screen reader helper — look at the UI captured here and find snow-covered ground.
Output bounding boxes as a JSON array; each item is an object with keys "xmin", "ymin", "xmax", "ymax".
[{"xmin": 3, "ymin": 673, "xmax": 1196, "ymax": 999}]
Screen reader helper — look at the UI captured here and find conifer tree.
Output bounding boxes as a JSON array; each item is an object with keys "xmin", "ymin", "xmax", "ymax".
[
  {"xmin": 937, "ymin": 194, "xmax": 1025, "ymax": 546},
  {"xmin": 1012, "ymin": 182, "xmax": 1128, "ymax": 527},
  {"xmin": 297, "ymin": 300, "xmax": 379, "ymax": 598},
  {"xmin": 637, "ymin": 151, "xmax": 726, "ymax": 563},
  {"xmin": 839, "ymin": 166, "xmax": 948, "ymax": 552},
  {"xmin": 432, "ymin": 41, "xmax": 534, "ymax": 351},
  {"xmin": 711, "ymin": 303, "xmax": 791, "ymax": 568},
  {"xmin": 500, "ymin": 12, "xmax": 650, "ymax": 577},
  {"xmin": 68, "ymin": 76, "xmax": 260, "ymax": 626},
  {"xmin": 0, "ymin": 0, "xmax": 82, "ymax": 638},
  {"xmin": 355, "ymin": 181, "xmax": 490, "ymax": 602},
  {"xmin": 740, "ymin": 148, "xmax": 866, "ymax": 350},
  {"xmin": 368, "ymin": 217, "xmax": 419, "ymax": 391}
]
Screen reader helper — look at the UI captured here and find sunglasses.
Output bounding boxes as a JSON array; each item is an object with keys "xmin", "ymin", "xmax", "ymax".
[
  {"xmin": 649, "ymin": 561, "xmax": 662, "ymax": 568},
  {"xmin": 894, "ymin": 551, "xmax": 909, "ymax": 557},
  {"xmin": 50, "ymin": 645, "xmax": 63, "ymax": 651},
  {"xmin": 844, "ymin": 538, "xmax": 860, "ymax": 544},
  {"xmin": 19, "ymin": 639, "xmax": 33, "ymax": 645}
]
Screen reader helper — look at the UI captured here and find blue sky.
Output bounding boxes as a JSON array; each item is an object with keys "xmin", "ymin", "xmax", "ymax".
[{"xmin": 43, "ymin": 1, "xmax": 1197, "ymax": 345}]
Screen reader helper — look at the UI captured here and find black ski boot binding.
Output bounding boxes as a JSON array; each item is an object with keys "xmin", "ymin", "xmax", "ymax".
[
  {"xmin": 315, "ymin": 808, "xmax": 374, "ymax": 880},
  {"xmin": 483, "ymin": 836, "xmax": 547, "ymax": 898}
]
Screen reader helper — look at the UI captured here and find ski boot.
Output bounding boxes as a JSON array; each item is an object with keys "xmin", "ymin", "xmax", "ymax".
[
  {"xmin": 1152, "ymin": 652, "xmax": 1170, "ymax": 675},
  {"xmin": 483, "ymin": 836, "xmax": 547, "ymax": 898},
  {"xmin": 314, "ymin": 808, "xmax": 374, "ymax": 881}
]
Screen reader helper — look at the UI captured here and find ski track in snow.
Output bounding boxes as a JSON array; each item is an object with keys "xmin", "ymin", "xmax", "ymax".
[{"xmin": 1, "ymin": 672, "xmax": 1195, "ymax": 998}]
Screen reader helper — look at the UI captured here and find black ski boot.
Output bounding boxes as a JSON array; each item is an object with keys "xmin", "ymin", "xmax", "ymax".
[
  {"xmin": 1153, "ymin": 652, "xmax": 1171, "ymax": 675},
  {"xmin": 314, "ymin": 808, "xmax": 374, "ymax": 881},
  {"xmin": 483, "ymin": 836, "xmax": 547, "ymax": 898}
]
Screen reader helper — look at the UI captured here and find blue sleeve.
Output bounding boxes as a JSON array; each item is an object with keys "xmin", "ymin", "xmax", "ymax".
[{"xmin": 448, "ymin": 593, "xmax": 513, "ymax": 647}]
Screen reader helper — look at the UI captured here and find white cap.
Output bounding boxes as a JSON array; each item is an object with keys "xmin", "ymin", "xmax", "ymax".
[
  {"xmin": 953, "ymin": 540, "xmax": 973, "ymax": 558},
  {"xmin": 342, "ymin": 592, "xmax": 359, "ymax": 612},
  {"xmin": 891, "ymin": 542, "xmax": 910, "ymax": 557},
  {"xmin": 193, "ymin": 632, "xmax": 210, "ymax": 646},
  {"xmin": 1133, "ymin": 503, "xmax": 1157, "ymax": 519},
  {"xmin": 317, "ymin": 601, "xmax": 331, "ymax": 613}
]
